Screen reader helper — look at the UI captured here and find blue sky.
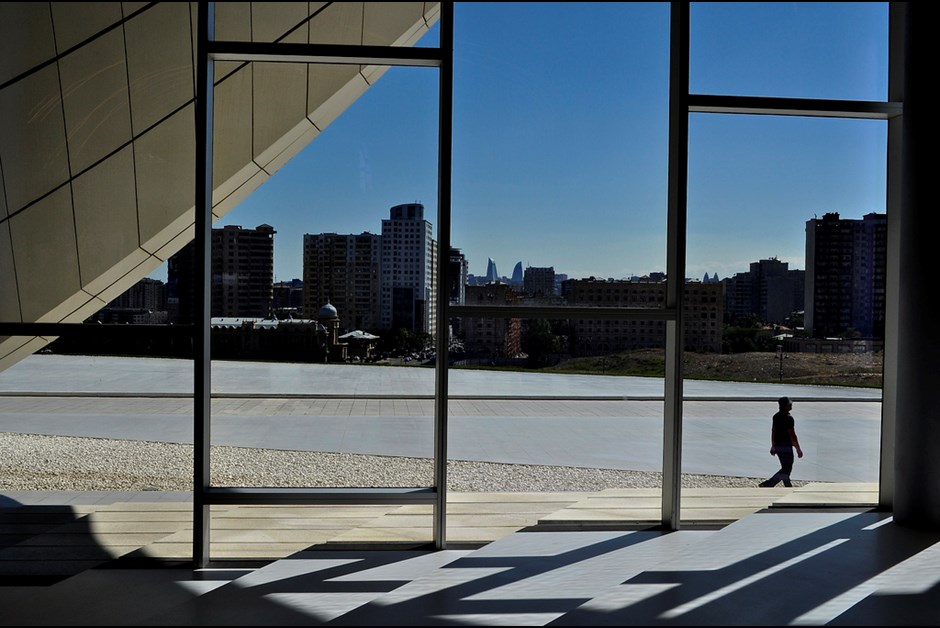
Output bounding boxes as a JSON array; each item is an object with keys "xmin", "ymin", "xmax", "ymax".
[{"xmin": 173, "ymin": 2, "xmax": 889, "ymax": 284}]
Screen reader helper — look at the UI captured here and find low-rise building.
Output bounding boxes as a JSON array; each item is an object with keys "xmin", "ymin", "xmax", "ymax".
[{"xmin": 564, "ymin": 278, "xmax": 724, "ymax": 353}]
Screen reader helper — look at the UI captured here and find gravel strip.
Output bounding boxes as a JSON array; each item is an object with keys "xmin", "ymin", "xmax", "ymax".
[{"xmin": 0, "ymin": 432, "xmax": 805, "ymax": 492}]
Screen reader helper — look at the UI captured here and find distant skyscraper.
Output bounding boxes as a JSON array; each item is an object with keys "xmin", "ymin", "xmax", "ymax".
[
  {"xmin": 511, "ymin": 261, "xmax": 524, "ymax": 285},
  {"xmin": 272, "ymin": 279, "xmax": 304, "ymax": 316},
  {"xmin": 89, "ymin": 277, "xmax": 168, "ymax": 324},
  {"xmin": 168, "ymin": 224, "xmax": 275, "ymax": 321},
  {"xmin": 449, "ymin": 248, "xmax": 469, "ymax": 304},
  {"xmin": 485, "ymin": 258, "xmax": 499, "ymax": 283},
  {"xmin": 524, "ymin": 266, "xmax": 555, "ymax": 297},
  {"xmin": 381, "ymin": 203, "xmax": 437, "ymax": 335},
  {"xmin": 303, "ymin": 233, "xmax": 381, "ymax": 331},
  {"xmin": 108, "ymin": 277, "xmax": 167, "ymax": 311},
  {"xmin": 214, "ymin": 224, "xmax": 276, "ymax": 318},
  {"xmin": 723, "ymin": 258, "xmax": 804, "ymax": 325},
  {"xmin": 805, "ymin": 212, "xmax": 886, "ymax": 338}
]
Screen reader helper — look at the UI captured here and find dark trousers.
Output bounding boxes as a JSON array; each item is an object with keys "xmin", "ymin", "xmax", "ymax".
[{"xmin": 761, "ymin": 447, "xmax": 794, "ymax": 487}]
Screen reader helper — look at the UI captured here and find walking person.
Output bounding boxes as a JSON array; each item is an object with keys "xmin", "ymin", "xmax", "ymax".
[{"xmin": 759, "ymin": 396, "xmax": 803, "ymax": 487}]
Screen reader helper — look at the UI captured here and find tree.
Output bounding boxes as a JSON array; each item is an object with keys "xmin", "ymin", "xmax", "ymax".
[
  {"xmin": 722, "ymin": 325, "xmax": 777, "ymax": 354},
  {"xmin": 522, "ymin": 319, "xmax": 560, "ymax": 368},
  {"xmin": 378, "ymin": 327, "xmax": 430, "ymax": 356}
]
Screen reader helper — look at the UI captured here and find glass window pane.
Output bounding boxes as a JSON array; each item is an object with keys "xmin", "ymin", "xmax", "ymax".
[
  {"xmin": 453, "ymin": 2, "xmax": 670, "ymax": 290},
  {"xmin": 450, "ymin": 316, "xmax": 666, "ymax": 527},
  {"xmin": 207, "ymin": 364, "xmax": 435, "ymax": 491},
  {"xmin": 203, "ymin": 61, "xmax": 439, "ymax": 500},
  {"xmin": 0, "ymin": 347, "xmax": 436, "ymax": 553},
  {"xmin": 684, "ymin": 114, "xmax": 885, "ymax": 511},
  {"xmin": 687, "ymin": 114, "xmax": 886, "ymax": 284},
  {"xmin": 690, "ymin": 2, "xmax": 889, "ymax": 101}
]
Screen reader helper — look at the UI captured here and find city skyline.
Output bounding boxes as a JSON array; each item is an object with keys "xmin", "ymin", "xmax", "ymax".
[
  {"xmin": 154, "ymin": 207, "xmax": 881, "ymax": 289},
  {"xmin": 119, "ymin": 211, "xmax": 888, "ymax": 353},
  {"xmin": 150, "ymin": 2, "xmax": 888, "ymax": 284}
]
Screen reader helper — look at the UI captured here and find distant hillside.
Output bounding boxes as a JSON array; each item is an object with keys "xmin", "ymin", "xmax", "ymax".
[{"xmin": 545, "ymin": 349, "xmax": 883, "ymax": 389}]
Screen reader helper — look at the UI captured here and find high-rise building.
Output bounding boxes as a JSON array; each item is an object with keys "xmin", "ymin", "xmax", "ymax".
[
  {"xmin": 485, "ymin": 257, "xmax": 499, "ymax": 283},
  {"xmin": 805, "ymin": 212, "xmax": 887, "ymax": 338},
  {"xmin": 723, "ymin": 258, "xmax": 804, "ymax": 325},
  {"xmin": 510, "ymin": 261, "xmax": 524, "ymax": 285},
  {"xmin": 523, "ymin": 266, "xmax": 556, "ymax": 298},
  {"xmin": 168, "ymin": 224, "xmax": 275, "ymax": 322},
  {"xmin": 448, "ymin": 248, "xmax": 469, "ymax": 305},
  {"xmin": 107, "ymin": 277, "xmax": 167, "ymax": 312},
  {"xmin": 214, "ymin": 224, "xmax": 276, "ymax": 319},
  {"xmin": 302, "ymin": 233, "xmax": 381, "ymax": 332},
  {"xmin": 380, "ymin": 203, "xmax": 437, "ymax": 335},
  {"xmin": 86, "ymin": 277, "xmax": 169, "ymax": 325},
  {"xmin": 272, "ymin": 279, "xmax": 304, "ymax": 318}
]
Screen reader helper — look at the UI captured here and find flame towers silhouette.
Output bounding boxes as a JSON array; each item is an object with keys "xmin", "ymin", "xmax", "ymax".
[
  {"xmin": 485, "ymin": 258, "xmax": 499, "ymax": 282},
  {"xmin": 511, "ymin": 261, "xmax": 524, "ymax": 284}
]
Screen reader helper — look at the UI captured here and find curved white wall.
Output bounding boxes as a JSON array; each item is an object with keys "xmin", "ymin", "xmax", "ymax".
[{"xmin": 0, "ymin": 2, "xmax": 440, "ymax": 371}]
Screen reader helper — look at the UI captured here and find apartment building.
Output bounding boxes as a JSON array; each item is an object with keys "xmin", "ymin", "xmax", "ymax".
[
  {"xmin": 168, "ymin": 224, "xmax": 275, "ymax": 321},
  {"xmin": 724, "ymin": 257, "xmax": 805, "ymax": 325},
  {"xmin": 302, "ymin": 232, "xmax": 381, "ymax": 332},
  {"xmin": 462, "ymin": 283, "xmax": 522, "ymax": 359},
  {"xmin": 805, "ymin": 212, "xmax": 887, "ymax": 338},
  {"xmin": 523, "ymin": 266, "xmax": 556, "ymax": 298},
  {"xmin": 564, "ymin": 278, "xmax": 724, "ymax": 353},
  {"xmin": 380, "ymin": 203, "xmax": 438, "ymax": 335}
]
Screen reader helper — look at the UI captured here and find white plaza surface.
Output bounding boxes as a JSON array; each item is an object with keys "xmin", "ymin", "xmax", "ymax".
[{"xmin": 0, "ymin": 354, "xmax": 882, "ymax": 482}]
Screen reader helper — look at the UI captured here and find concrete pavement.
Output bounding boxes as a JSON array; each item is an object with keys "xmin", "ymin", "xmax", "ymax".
[{"xmin": 0, "ymin": 354, "xmax": 883, "ymax": 482}]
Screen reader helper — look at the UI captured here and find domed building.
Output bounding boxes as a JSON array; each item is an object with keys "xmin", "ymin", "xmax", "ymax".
[
  {"xmin": 318, "ymin": 301, "xmax": 338, "ymax": 319},
  {"xmin": 317, "ymin": 301, "xmax": 347, "ymax": 362}
]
